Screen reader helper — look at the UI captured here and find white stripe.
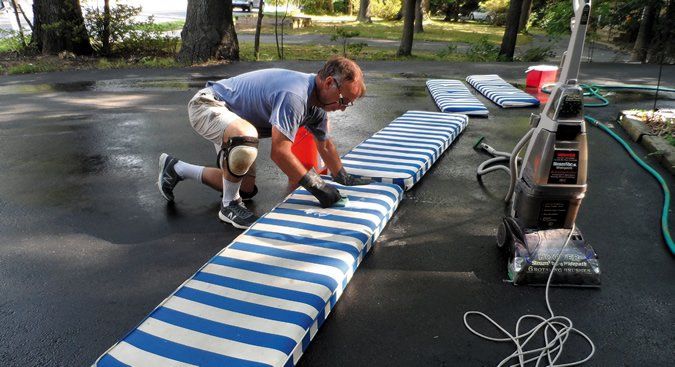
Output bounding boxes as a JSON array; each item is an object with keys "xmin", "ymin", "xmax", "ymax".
[
  {"xmin": 250, "ymin": 221, "xmax": 367, "ymax": 252},
  {"xmin": 185, "ymin": 279, "xmax": 319, "ymax": 319},
  {"xmin": 291, "ymin": 189, "xmax": 396, "ymax": 210},
  {"xmin": 137, "ymin": 317, "xmax": 290, "ymax": 366},
  {"xmin": 343, "ymin": 158, "xmax": 421, "ymax": 171},
  {"xmin": 237, "ymin": 234, "xmax": 356, "ymax": 267},
  {"xmin": 349, "ymin": 147, "xmax": 429, "ymax": 160},
  {"xmin": 164, "ymin": 291, "xmax": 307, "ymax": 341},
  {"xmin": 264, "ymin": 212, "xmax": 372, "ymax": 239},
  {"xmin": 222, "ymin": 249, "xmax": 346, "ymax": 285},
  {"xmin": 341, "ymin": 167, "xmax": 412, "ymax": 180},
  {"xmin": 360, "ymin": 142, "xmax": 436, "ymax": 154},
  {"xmin": 107, "ymin": 341, "xmax": 196, "ymax": 367},
  {"xmin": 201, "ymin": 263, "xmax": 332, "ymax": 300},
  {"xmin": 276, "ymin": 202, "xmax": 382, "ymax": 226},
  {"xmin": 344, "ymin": 153, "xmax": 422, "ymax": 166}
]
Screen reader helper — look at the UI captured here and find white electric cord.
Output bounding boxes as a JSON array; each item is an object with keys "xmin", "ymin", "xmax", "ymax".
[{"xmin": 463, "ymin": 224, "xmax": 596, "ymax": 367}]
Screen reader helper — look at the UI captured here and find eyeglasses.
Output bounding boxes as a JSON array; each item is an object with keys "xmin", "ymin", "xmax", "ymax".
[{"xmin": 333, "ymin": 80, "xmax": 354, "ymax": 108}]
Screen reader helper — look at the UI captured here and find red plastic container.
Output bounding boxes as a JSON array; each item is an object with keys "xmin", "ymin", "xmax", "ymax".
[
  {"xmin": 525, "ymin": 65, "xmax": 559, "ymax": 89},
  {"xmin": 291, "ymin": 126, "xmax": 327, "ymax": 174}
]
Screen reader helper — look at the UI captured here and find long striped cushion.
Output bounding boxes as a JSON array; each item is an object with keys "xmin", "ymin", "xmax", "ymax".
[
  {"xmin": 95, "ymin": 182, "xmax": 403, "ymax": 367},
  {"xmin": 466, "ymin": 74, "xmax": 540, "ymax": 108},
  {"xmin": 342, "ymin": 110, "xmax": 468, "ymax": 190},
  {"xmin": 426, "ymin": 79, "xmax": 489, "ymax": 115}
]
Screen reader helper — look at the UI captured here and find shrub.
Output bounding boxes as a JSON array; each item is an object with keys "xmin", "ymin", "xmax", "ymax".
[
  {"xmin": 435, "ymin": 44, "xmax": 458, "ymax": 58},
  {"xmin": 465, "ymin": 36, "xmax": 499, "ymax": 61},
  {"xmin": 516, "ymin": 46, "xmax": 555, "ymax": 62},
  {"xmin": 371, "ymin": 0, "xmax": 402, "ymax": 20},
  {"xmin": 84, "ymin": 4, "xmax": 179, "ymax": 57}
]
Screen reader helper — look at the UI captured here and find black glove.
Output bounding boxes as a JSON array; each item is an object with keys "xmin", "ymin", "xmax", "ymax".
[
  {"xmin": 333, "ymin": 167, "xmax": 371, "ymax": 186},
  {"xmin": 299, "ymin": 168, "xmax": 341, "ymax": 208}
]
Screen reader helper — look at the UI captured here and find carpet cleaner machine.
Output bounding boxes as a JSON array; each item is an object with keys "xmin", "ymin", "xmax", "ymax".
[{"xmin": 476, "ymin": 0, "xmax": 600, "ymax": 286}]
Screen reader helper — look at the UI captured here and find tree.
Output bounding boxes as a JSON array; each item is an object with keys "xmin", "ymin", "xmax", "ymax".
[
  {"xmin": 518, "ymin": 0, "xmax": 532, "ymax": 31},
  {"xmin": 414, "ymin": 0, "xmax": 424, "ymax": 33},
  {"xmin": 631, "ymin": 1, "xmax": 661, "ymax": 63},
  {"xmin": 498, "ymin": 0, "xmax": 523, "ymax": 61},
  {"xmin": 101, "ymin": 0, "xmax": 111, "ymax": 55},
  {"xmin": 397, "ymin": 0, "xmax": 416, "ymax": 56},
  {"xmin": 178, "ymin": 0, "xmax": 239, "ymax": 64},
  {"xmin": 254, "ymin": 0, "xmax": 265, "ymax": 60},
  {"xmin": 357, "ymin": 0, "xmax": 372, "ymax": 22},
  {"xmin": 31, "ymin": 0, "xmax": 93, "ymax": 55}
]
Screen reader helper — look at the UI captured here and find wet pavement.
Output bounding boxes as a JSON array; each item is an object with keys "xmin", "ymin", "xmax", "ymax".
[{"xmin": 0, "ymin": 61, "xmax": 674, "ymax": 366}]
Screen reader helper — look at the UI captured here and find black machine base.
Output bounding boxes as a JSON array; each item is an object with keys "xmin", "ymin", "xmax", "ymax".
[{"xmin": 497, "ymin": 217, "xmax": 601, "ymax": 286}]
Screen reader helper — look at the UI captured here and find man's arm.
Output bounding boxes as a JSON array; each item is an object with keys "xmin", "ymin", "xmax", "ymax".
[
  {"xmin": 315, "ymin": 137, "xmax": 343, "ymax": 177},
  {"xmin": 270, "ymin": 127, "xmax": 308, "ymax": 185}
]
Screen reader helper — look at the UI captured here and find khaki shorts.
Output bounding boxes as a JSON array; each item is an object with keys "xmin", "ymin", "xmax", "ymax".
[{"xmin": 188, "ymin": 87, "xmax": 241, "ymax": 152}]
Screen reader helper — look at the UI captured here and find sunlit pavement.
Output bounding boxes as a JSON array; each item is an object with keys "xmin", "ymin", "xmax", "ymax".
[{"xmin": 0, "ymin": 61, "xmax": 673, "ymax": 366}]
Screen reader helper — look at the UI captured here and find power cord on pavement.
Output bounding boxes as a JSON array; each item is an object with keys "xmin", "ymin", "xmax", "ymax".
[{"xmin": 463, "ymin": 224, "xmax": 596, "ymax": 366}]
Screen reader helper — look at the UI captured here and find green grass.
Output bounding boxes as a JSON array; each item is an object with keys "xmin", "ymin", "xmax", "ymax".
[
  {"xmin": 238, "ymin": 17, "xmax": 532, "ymax": 46},
  {"xmin": 239, "ymin": 41, "xmax": 472, "ymax": 62},
  {"xmin": 134, "ymin": 20, "xmax": 185, "ymax": 32},
  {"xmin": 7, "ymin": 61, "xmax": 61, "ymax": 75}
]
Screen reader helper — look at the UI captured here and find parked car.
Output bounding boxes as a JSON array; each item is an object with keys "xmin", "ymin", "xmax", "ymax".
[
  {"xmin": 233, "ymin": 0, "xmax": 260, "ymax": 12},
  {"xmin": 469, "ymin": 8, "xmax": 495, "ymax": 23}
]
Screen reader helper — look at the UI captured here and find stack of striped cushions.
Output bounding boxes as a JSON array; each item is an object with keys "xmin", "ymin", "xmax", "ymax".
[{"xmin": 426, "ymin": 79, "xmax": 489, "ymax": 116}]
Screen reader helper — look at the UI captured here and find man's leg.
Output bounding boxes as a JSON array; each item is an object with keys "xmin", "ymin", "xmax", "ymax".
[{"xmin": 217, "ymin": 119, "xmax": 260, "ymax": 229}]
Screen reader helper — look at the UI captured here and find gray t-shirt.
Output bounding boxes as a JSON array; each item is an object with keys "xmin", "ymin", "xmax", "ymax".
[{"xmin": 207, "ymin": 69, "xmax": 328, "ymax": 141}]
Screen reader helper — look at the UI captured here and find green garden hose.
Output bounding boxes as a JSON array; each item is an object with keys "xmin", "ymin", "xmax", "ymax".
[
  {"xmin": 545, "ymin": 83, "xmax": 675, "ymax": 255},
  {"xmin": 584, "ymin": 114, "xmax": 674, "ymax": 255}
]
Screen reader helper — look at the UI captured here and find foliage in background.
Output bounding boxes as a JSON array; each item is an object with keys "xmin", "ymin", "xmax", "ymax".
[
  {"xmin": 84, "ymin": 4, "xmax": 179, "ymax": 57},
  {"xmin": 536, "ymin": 0, "xmax": 573, "ymax": 35},
  {"xmin": 330, "ymin": 27, "xmax": 368, "ymax": 58},
  {"xmin": 370, "ymin": 0, "xmax": 402, "ymax": 20},
  {"xmin": 464, "ymin": 36, "xmax": 499, "ymax": 61},
  {"xmin": 479, "ymin": 0, "xmax": 508, "ymax": 25},
  {"xmin": 516, "ymin": 45, "xmax": 554, "ymax": 62},
  {"xmin": 0, "ymin": 29, "xmax": 26, "ymax": 53}
]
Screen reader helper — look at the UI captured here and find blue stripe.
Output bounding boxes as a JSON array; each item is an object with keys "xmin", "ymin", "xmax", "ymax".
[
  {"xmin": 358, "ymin": 144, "xmax": 435, "ymax": 159},
  {"xmin": 193, "ymin": 271, "xmax": 326, "ymax": 312},
  {"xmin": 343, "ymin": 162, "xmax": 418, "ymax": 176},
  {"xmin": 175, "ymin": 287, "xmax": 313, "ymax": 328},
  {"xmin": 151, "ymin": 307, "xmax": 297, "ymax": 353},
  {"xmin": 284, "ymin": 199, "xmax": 386, "ymax": 217},
  {"xmin": 347, "ymin": 150, "xmax": 427, "ymax": 163},
  {"xmin": 257, "ymin": 217, "xmax": 370, "ymax": 244},
  {"xmin": 381, "ymin": 128, "xmax": 452, "ymax": 138},
  {"xmin": 247, "ymin": 229, "xmax": 361, "ymax": 260},
  {"xmin": 293, "ymin": 190, "xmax": 392, "ymax": 212},
  {"xmin": 363, "ymin": 139, "xmax": 439, "ymax": 151},
  {"xmin": 211, "ymin": 256, "xmax": 338, "ymax": 291},
  {"xmin": 372, "ymin": 134, "xmax": 444, "ymax": 147},
  {"xmin": 333, "ymin": 183, "xmax": 403, "ymax": 198},
  {"xmin": 97, "ymin": 354, "xmax": 129, "ymax": 367},
  {"xmin": 343, "ymin": 156, "xmax": 421, "ymax": 169},
  {"xmin": 274, "ymin": 207, "xmax": 377, "ymax": 230},
  {"xmin": 125, "ymin": 330, "xmax": 270, "ymax": 367},
  {"xmin": 389, "ymin": 121, "xmax": 457, "ymax": 130},
  {"xmin": 230, "ymin": 241, "xmax": 351, "ymax": 274}
]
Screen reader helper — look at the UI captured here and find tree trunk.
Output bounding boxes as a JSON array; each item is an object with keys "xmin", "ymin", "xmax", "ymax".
[
  {"xmin": 518, "ymin": 0, "xmax": 532, "ymax": 32},
  {"xmin": 31, "ymin": 0, "xmax": 93, "ymax": 55},
  {"xmin": 498, "ymin": 0, "xmax": 523, "ymax": 61},
  {"xmin": 414, "ymin": 0, "xmax": 423, "ymax": 33},
  {"xmin": 101, "ymin": 0, "xmax": 111, "ymax": 55},
  {"xmin": 254, "ymin": 0, "xmax": 265, "ymax": 60},
  {"xmin": 327, "ymin": 0, "xmax": 334, "ymax": 13},
  {"xmin": 346, "ymin": 0, "xmax": 353, "ymax": 16},
  {"xmin": 631, "ymin": 2, "xmax": 659, "ymax": 63},
  {"xmin": 178, "ymin": 0, "xmax": 239, "ymax": 64},
  {"xmin": 648, "ymin": 0, "xmax": 674, "ymax": 63},
  {"xmin": 397, "ymin": 0, "xmax": 415, "ymax": 56},
  {"xmin": 357, "ymin": 0, "xmax": 371, "ymax": 22}
]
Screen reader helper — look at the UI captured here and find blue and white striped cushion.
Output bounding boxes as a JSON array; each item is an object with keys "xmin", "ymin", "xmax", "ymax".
[
  {"xmin": 95, "ymin": 182, "xmax": 404, "ymax": 367},
  {"xmin": 342, "ymin": 110, "xmax": 469, "ymax": 190},
  {"xmin": 466, "ymin": 74, "xmax": 540, "ymax": 108},
  {"xmin": 426, "ymin": 79, "xmax": 489, "ymax": 115}
]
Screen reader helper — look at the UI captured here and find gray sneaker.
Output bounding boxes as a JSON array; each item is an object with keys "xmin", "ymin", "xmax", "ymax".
[
  {"xmin": 218, "ymin": 199, "xmax": 259, "ymax": 229},
  {"xmin": 157, "ymin": 153, "xmax": 182, "ymax": 201}
]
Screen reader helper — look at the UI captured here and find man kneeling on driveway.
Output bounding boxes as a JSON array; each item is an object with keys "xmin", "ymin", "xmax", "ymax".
[{"xmin": 157, "ymin": 56, "xmax": 370, "ymax": 229}]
